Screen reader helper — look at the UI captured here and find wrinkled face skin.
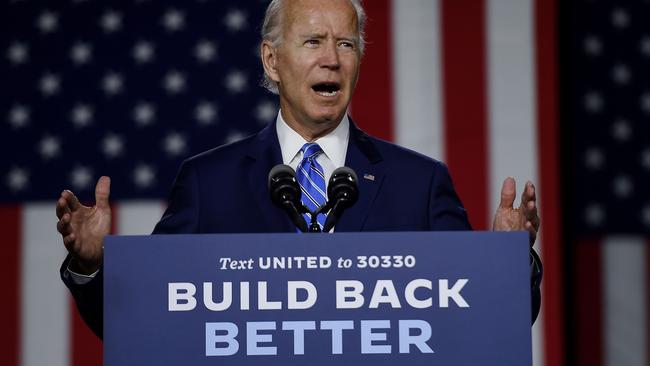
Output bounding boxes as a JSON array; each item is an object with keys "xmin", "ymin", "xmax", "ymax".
[{"xmin": 262, "ymin": 0, "xmax": 361, "ymax": 140}]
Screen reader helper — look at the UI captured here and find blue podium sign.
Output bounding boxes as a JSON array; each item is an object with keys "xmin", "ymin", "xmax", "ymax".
[{"xmin": 104, "ymin": 232, "xmax": 532, "ymax": 365}]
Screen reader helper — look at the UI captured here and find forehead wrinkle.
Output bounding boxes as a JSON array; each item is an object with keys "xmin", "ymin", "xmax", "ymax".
[{"xmin": 282, "ymin": 0, "xmax": 359, "ymax": 41}]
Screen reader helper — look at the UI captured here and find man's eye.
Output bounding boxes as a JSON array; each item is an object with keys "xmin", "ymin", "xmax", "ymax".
[
  {"xmin": 338, "ymin": 41, "xmax": 354, "ymax": 49},
  {"xmin": 305, "ymin": 39, "xmax": 319, "ymax": 47}
]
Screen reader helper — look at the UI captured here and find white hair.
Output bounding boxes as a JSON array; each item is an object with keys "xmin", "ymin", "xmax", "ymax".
[{"xmin": 260, "ymin": 0, "xmax": 367, "ymax": 94}]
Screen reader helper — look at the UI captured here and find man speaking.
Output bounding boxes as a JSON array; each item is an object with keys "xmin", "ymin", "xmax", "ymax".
[{"xmin": 56, "ymin": 0, "xmax": 542, "ymax": 339}]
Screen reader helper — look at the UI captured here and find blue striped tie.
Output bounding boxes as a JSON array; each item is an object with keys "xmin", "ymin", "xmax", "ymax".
[{"xmin": 296, "ymin": 143, "xmax": 327, "ymax": 230}]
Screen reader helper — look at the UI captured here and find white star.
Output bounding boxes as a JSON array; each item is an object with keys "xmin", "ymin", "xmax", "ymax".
[
  {"xmin": 640, "ymin": 36, "xmax": 650, "ymax": 57},
  {"xmin": 611, "ymin": 64, "xmax": 630, "ymax": 85},
  {"xmin": 584, "ymin": 147, "xmax": 605, "ymax": 170},
  {"xmin": 102, "ymin": 72, "xmax": 124, "ymax": 95},
  {"xmin": 641, "ymin": 149, "xmax": 650, "ymax": 170},
  {"xmin": 133, "ymin": 41, "xmax": 155, "ymax": 64},
  {"xmin": 224, "ymin": 9, "xmax": 247, "ymax": 32},
  {"xmin": 133, "ymin": 164, "xmax": 156, "ymax": 188},
  {"xmin": 642, "ymin": 206, "xmax": 650, "ymax": 227},
  {"xmin": 585, "ymin": 204, "xmax": 605, "ymax": 227},
  {"xmin": 195, "ymin": 40, "xmax": 217, "ymax": 63},
  {"xmin": 70, "ymin": 42, "xmax": 92, "ymax": 65},
  {"xmin": 133, "ymin": 102, "xmax": 156, "ymax": 126},
  {"xmin": 225, "ymin": 131, "xmax": 245, "ymax": 144},
  {"xmin": 584, "ymin": 35, "xmax": 602, "ymax": 56},
  {"xmin": 612, "ymin": 119, "xmax": 632, "ymax": 142},
  {"xmin": 36, "ymin": 11, "xmax": 59, "ymax": 33},
  {"xmin": 584, "ymin": 91, "xmax": 603, "ymax": 113},
  {"xmin": 163, "ymin": 71, "xmax": 186, "ymax": 94},
  {"xmin": 613, "ymin": 176, "xmax": 633, "ymax": 198},
  {"xmin": 7, "ymin": 42, "xmax": 29, "ymax": 65},
  {"xmin": 38, "ymin": 135, "xmax": 61, "ymax": 160},
  {"xmin": 641, "ymin": 92, "xmax": 650, "ymax": 114},
  {"xmin": 195, "ymin": 101, "xmax": 218, "ymax": 125},
  {"xmin": 101, "ymin": 133, "xmax": 125, "ymax": 158},
  {"xmin": 255, "ymin": 101, "xmax": 278, "ymax": 123},
  {"xmin": 225, "ymin": 71, "xmax": 247, "ymax": 94},
  {"xmin": 162, "ymin": 9, "xmax": 185, "ymax": 32},
  {"xmin": 70, "ymin": 104, "xmax": 93, "ymax": 127},
  {"xmin": 39, "ymin": 73, "xmax": 61, "ymax": 96},
  {"xmin": 70, "ymin": 166, "xmax": 93, "ymax": 191},
  {"xmin": 611, "ymin": 8, "xmax": 630, "ymax": 29},
  {"xmin": 7, "ymin": 104, "xmax": 30, "ymax": 129},
  {"xmin": 6, "ymin": 167, "xmax": 29, "ymax": 193},
  {"xmin": 100, "ymin": 10, "xmax": 123, "ymax": 33},
  {"xmin": 163, "ymin": 132, "xmax": 187, "ymax": 156}
]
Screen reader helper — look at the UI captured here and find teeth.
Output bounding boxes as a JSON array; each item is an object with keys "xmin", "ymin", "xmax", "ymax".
[{"xmin": 315, "ymin": 90, "xmax": 338, "ymax": 97}]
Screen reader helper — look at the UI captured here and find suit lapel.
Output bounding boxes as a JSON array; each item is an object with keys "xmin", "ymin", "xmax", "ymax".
[
  {"xmin": 246, "ymin": 124, "xmax": 296, "ymax": 232},
  {"xmin": 336, "ymin": 119, "xmax": 385, "ymax": 232}
]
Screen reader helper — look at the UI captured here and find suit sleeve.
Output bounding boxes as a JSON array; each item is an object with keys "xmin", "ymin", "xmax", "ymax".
[
  {"xmin": 60, "ymin": 255, "xmax": 104, "ymax": 338},
  {"xmin": 427, "ymin": 163, "xmax": 472, "ymax": 230},
  {"xmin": 153, "ymin": 159, "xmax": 201, "ymax": 234},
  {"xmin": 428, "ymin": 162, "xmax": 543, "ymax": 324},
  {"xmin": 60, "ymin": 160, "xmax": 202, "ymax": 339}
]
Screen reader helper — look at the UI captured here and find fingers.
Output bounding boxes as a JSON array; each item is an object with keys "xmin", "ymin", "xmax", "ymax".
[
  {"xmin": 498, "ymin": 177, "xmax": 517, "ymax": 210},
  {"xmin": 95, "ymin": 176, "xmax": 111, "ymax": 209},
  {"xmin": 55, "ymin": 196, "xmax": 70, "ymax": 219},
  {"xmin": 520, "ymin": 181, "xmax": 537, "ymax": 207},
  {"xmin": 520, "ymin": 181, "xmax": 540, "ymax": 246},
  {"xmin": 56, "ymin": 212, "xmax": 74, "ymax": 238},
  {"xmin": 520, "ymin": 181, "xmax": 539, "ymax": 227},
  {"xmin": 56, "ymin": 190, "xmax": 81, "ymax": 219},
  {"xmin": 62, "ymin": 232, "xmax": 77, "ymax": 252}
]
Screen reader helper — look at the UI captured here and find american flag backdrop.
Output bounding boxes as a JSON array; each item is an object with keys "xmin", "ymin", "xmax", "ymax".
[
  {"xmin": 563, "ymin": 1, "xmax": 650, "ymax": 366},
  {"xmin": 1, "ymin": 0, "xmax": 648, "ymax": 365}
]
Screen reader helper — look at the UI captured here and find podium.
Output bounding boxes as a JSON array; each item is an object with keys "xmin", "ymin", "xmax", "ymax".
[{"xmin": 104, "ymin": 232, "xmax": 532, "ymax": 365}]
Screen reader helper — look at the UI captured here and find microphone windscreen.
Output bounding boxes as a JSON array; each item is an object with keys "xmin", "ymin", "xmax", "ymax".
[
  {"xmin": 268, "ymin": 164, "xmax": 296, "ymax": 190},
  {"xmin": 330, "ymin": 166, "xmax": 358, "ymax": 184}
]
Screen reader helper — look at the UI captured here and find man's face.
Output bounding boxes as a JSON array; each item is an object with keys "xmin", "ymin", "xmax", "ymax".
[{"xmin": 265, "ymin": 0, "xmax": 361, "ymax": 132}]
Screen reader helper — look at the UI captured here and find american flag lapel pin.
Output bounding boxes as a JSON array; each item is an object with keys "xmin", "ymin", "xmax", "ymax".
[{"xmin": 363, "ymin": 173, "xmax": 375, "ymax": 182}]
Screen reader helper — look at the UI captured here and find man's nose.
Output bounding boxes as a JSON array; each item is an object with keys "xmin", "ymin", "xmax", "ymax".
[{"xmin": 319, "ymin": 41, "xmax": 340, "ymax": 70}]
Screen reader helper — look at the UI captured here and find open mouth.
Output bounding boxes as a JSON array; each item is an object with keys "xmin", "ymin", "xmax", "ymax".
[{"xmin": 312, "ymin": 82, "xmax": 341, "ymax": 97}]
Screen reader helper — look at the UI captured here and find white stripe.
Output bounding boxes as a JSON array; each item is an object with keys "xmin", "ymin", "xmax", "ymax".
[
  {"xmin": 393, "ymin": 0, "xmax": 444, "ymax": 160},
  {"xmin": 603, "ymin": 237, "xmax": 648, "ymax": 366},
  {"xmin": 485, "ymin": 1, "xmax": 543, "ymax": 365},
  {"xmin": 117, "ymin": 201, "xmax": 166, "ymax": 235},
  {"xmin": 299, "ymin": 166, "xmax": 327, "ymax": 200},
  {"xmin": 21, "ymin": 203, "xmax": 70, "ymax": 366}
]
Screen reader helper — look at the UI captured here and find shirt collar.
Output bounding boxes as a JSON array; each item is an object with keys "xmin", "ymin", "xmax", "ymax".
[{"xmin": 275, "ymin": 110, "xmax": 349, "ymax": 166}]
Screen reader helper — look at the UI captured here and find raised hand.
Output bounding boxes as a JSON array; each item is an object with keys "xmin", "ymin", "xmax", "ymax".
[
  {"xmin": 56, "ymin": 176, "xmax": 112, "ymax": 274},
  {"xmin": 492, "ymin": 177, "xmax": 540, "ymax": 246}
]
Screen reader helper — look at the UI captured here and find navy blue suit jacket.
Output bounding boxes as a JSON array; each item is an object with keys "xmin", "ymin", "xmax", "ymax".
[{"xmin": 62, "ymin": 119, "xmax": 542, "ymax": 338}]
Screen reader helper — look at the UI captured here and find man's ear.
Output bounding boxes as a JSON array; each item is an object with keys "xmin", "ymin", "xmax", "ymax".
[{"xmin": 261, "ymin": 41, "xmax": 280, "ymax": 83}]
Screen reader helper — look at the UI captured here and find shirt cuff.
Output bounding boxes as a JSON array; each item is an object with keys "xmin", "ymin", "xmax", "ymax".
[{"xmin": 66, "ymin": 266, "xmax": 99, "ymax": 285}]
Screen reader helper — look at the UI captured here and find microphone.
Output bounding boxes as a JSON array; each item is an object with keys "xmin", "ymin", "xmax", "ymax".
[
  {"xmin": 268, "ymin": 164, "xmax": 308, "ymax": 232},
  {"xmin": 323, "ymin": 167, "xmax": 359, "ymax": 232}
]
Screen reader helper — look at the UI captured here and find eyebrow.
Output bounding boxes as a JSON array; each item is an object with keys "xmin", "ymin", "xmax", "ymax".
[{"xmin": 299, "ymin": 33, "xmax": 359, "ymax": 43}]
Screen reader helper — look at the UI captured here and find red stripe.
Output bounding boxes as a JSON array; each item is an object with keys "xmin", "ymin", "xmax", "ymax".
[
  {"xmin": 440, "ymin": 0, "xmax": 490, "ymax": 230},
  {"xmin": 70, "ymin": 306, "xmax": 103, "ymax": 366},
  {"xmin": 350, "ymin": 0, "xmax": 394, "ymax": 141},
  {"xmin": 69, "ymin": 203, "xmax": 115, "ymax": 366},
  {"xmin": 0, "ymin": 206, "xmax": 21, "ymax": 366},
  {"xmin": 534, "ymin": 0, "xmax": 565, "ymax": 364},
  {"xmin": 647, "ymin": 239, "xmax": 650, "ymax": 365},
  {"xmin": 574, "ymin": 239, "xmax": 603, "ymax": 366}
]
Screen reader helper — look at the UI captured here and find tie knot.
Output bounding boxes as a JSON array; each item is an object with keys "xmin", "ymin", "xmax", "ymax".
[{"xmin": 301, "ymin": 143, "xmax": 323, "ymax": 161}]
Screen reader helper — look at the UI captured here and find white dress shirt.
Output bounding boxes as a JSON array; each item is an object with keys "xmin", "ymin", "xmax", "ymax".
[{"xmin": 276, "ymin": 110, "xmax": 349, "ymax": 188}]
